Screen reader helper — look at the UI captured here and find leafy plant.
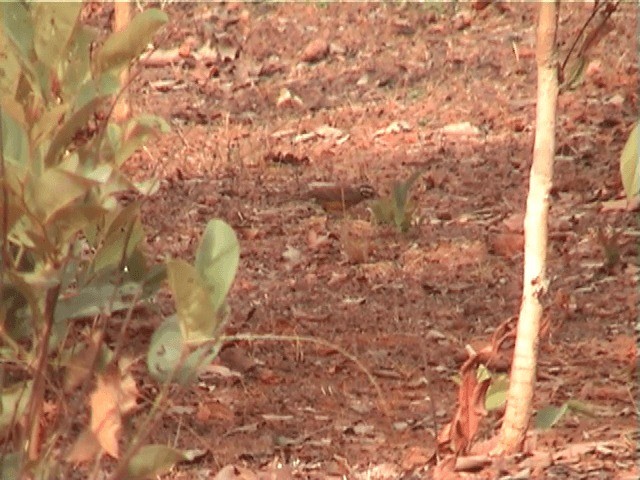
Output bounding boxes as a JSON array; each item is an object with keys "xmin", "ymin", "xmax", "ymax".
[
  {"xmin": 534, "ymin": 400, "xmax": 596, "ymax": 430},
  {"xmin": 0, "ymin": 4, "xmax": 238, "ymax": 477},
  {"xmin": 371, "ymin": 168, "xmax": 425, "ymax": 232},
  {"xmin": 476, "ymin": 366, "xmax": 596, "ymax": 430}
]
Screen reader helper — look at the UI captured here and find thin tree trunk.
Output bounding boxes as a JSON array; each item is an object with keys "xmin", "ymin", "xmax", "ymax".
[
  {"xmin": 498, "ymin": 1, "xmax": 559, "ymax": 453},
  {"xmin": 113, "ymin": 1, "xmax": 131, "ymax": 121}
]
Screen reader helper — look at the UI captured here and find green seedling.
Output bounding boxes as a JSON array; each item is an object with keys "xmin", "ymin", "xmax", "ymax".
[{"xmin": 371, "ymin": 168, "xmax": 425, "ymax": 232}]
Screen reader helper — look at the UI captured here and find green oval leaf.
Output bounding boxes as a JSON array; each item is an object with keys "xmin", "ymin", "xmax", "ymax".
[
  {"xmin": 534, "ymin": 403, "xmax": 570, "ymax": 430},
  {"xmin": 33, "ymin": 3, "xmax": 81, "ymax": 71},
  {"xmin": 167, "ymin": 259, "xmax": 218, "ymax": 343},
  {"xmin": 96, "ymin": 9, "xmax": 168, "ymax": 74},
  {"xmin": 484, "ymin": 374, "xmax": 509, "ymax": 411},
  {"xmin": 194, "ymin": 219, "xmax": 239, "ymax": 313},
  {"xmin": 126, "ymin": 444, "xmax": 189, "ymax": 480},
  {"xmin": 147, "ymin": 317, "xmax": 184, "ymax": 383},
  {"xmin": 146, "ymin": 316, "xmax": 221, "ymax": 385}
]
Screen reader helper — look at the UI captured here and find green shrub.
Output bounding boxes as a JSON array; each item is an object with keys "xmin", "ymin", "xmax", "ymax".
[{"xmin": 0, "ymin": 4, "xmax": 239, "ymax": 477}]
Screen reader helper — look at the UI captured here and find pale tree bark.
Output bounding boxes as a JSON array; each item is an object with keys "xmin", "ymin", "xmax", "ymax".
[
  {"xmin": 498, "ymin": 1, "xmax": 559, "ymax": 453},
  {"xmin": 113, "ymin": 1, "xmax": 131, "ymax": 121}
]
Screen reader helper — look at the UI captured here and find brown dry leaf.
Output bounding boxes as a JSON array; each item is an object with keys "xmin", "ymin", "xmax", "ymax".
[
  {"xmin": 314, "ymin": 124, "xmax": 344, "ymax": 139},
  {"xmin": 440, "ymin": 121, "xmax": 481, "ymax": 136},
  {"xmin": 307, "ymin": 229, "xmax": 330, "ymax": 250},
  {"xmin": 438, "ymin": 367, "xmax": 491, "ymax": 454},
  {"xmin": 373, "ymin": 120, "xmax": 411, "ymax": 138},
  {"xmin": 502, "ymin": 212, "xmax": 524, "ymax": 233},
  {"xmin": 276, "ymin": 89, "xmax": 304, "ymax": 109},
  {"xmin": 258, "ymin": 462, "xmax": 294, "ymax": 480},
  {"xmin": 452, "ymin": 10, "xmax": 473, "ymax": 31},
  {"xmin": 454, "ymin": 454, "xmax": 492, "ymax": 472},
  {"xmin": 219, "ymin": 346, "xmax": 257, "ymax": 374},
  {"xmin": 90, "ymin": 368, "xmax": 122, "ymax": 458},
  {"xmin": 456, "ymin": 371, "xmax": 481, "ymax": 451},
  {"xmin": 214, "ymin": 464, "xmax": 259, "ymax": 480},
  {"xmin": 67, "ymin": 429, "xmax": 101, "ymax": 464},
  {"xmin": 432, "ymin": 456, "xmax": 458, "ymax": 480},
  {"xmin": 119, "ymin": 368, "xmax": 139, "ymax": 416},
  {"xmin": 490, "ymin": 233, "xmax": 524, "ymax": 258},
  {"xmin": 342, "ymin": 236, "xmax": 369, "ymax": 264},
  {"xmin": 196, "ymin": 401, "xmax": 235, "ymax": 424},
  {"xmin": 401, "ymin": 446, "xmax": 433, "ymax": 470},
  {"xmin": 301, "ymin": 38, "xmax": 329, "ymax": 63},
  {"xmin": 64, "ymin": 332, "xmax": 101, "ymax": 392},
  {"xmin": 89, "ymin": 363, "xmax": 139, "ymax": 458}
]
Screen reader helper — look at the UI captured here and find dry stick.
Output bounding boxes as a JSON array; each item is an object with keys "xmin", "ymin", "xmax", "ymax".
[
  {"xmin": 25, "ymin": 285, "xmax": 61, "ymax": 463},
  {"xmin": 559, "ymin": 0, "xmax": 617, "ymax": 76},
  {"xmin": 559, "ymin": 1, "xmax": 603, "ymax": 74}
]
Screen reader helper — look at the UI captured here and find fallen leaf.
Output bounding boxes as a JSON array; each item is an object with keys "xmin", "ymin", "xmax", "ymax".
[
  {"xmin": 490, "ymin": 233, "xmax": 524, "ymax": 258},
  {"xmin": 276, "ymin": 89, "xmax": 304, "ymax": 109},
  {"xmin": 441, "ymin": 121, "xmax": 481, "ymax": 136},
  {"xmin": 374, "ymin": 121, "xmax": 412, "ymax": 137},
  {"xmin": 301, "ymin": 38, "xmax": 329, "ymax": 63},
  {"xmin": 67, "ymin": 429, "xmax": 101, "ymax": 464},
  {"xmin": 88, "ymin": 363, "xmax": 139, "ymax": 459},
  {"xmin": 219, "ymin": 346, "xmax": 257, "ymax": 374},
  {"xmin": 89, "ymin": 368, "xmax": 123, "ymax": 458},
  {"xmin": 282, "ymin": 245, "xmax": 302, "ymax": 265}
]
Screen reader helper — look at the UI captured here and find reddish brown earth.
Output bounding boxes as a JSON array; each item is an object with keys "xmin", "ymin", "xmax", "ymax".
[{"xmin": 95, "ymin": 3, "xmax": 638, "ymax": 478}]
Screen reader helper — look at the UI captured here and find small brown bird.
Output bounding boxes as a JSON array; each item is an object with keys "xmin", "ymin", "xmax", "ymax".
[{"xmin": 306, "ymin": 182, "xmax": 377, "ymax": 212}]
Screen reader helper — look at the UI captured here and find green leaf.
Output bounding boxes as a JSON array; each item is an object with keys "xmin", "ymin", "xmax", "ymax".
[
  {"xmin": 32, "ymin": 3, "xmax": 81, "ymax": 72},
  {"xmin": 0, "ymin": 3, "xmax": 34, "ymax": 66},
  {"xmin": 566, "ymin": 399, "xmax": 597, "ymax": 417},
  {"xmin": 562, "ymin": 56, "xmax": 587, "ymax": 92},
  {"xmin": 194, "ymin": 219, "xmax": 239, "ymax": 313},
  {"xmin": 122, "ymin": 248, "xmax": 167, "ymax": 298},
  {"xmin": 23, "ymin": 168, "xmax": 94, "ymax": 224},
  {"xmin": 620, "ymin": 121, "xmax": 639, "ymax": 201},
  {"xmin": 534, "ymin": 403, "xmax": 570, "ymax": 430},
  {"xmin": 0, "ymin": 381, "xmax": 32, "ymax": 433},
  {"xmin": 1, "ymin": 108, "xmax": 29, "ymax": 166},
  {"xmin": 114, "ymin": 115, "xmax": 170, "ymax": 166},
  {"xmin": 147, "ymin": 317, "xmax": 184, "ymax": 382},
  {"xmin": 0, "ymin": 452, "xmax": 20, "ymax": 480},
  {"xmin": 31, "ymin": 103, "xmax": 68, "ymax": 146},
  {"xmin": 1, "ymin": 285, "xmax": 31, "ymax": 342},
  {"xmin": 60, "ymin": 25, "xmax": 95, "ymax": 99},
  {"xmin": 96, "ymin": 9, "xmax": 168, "ymax": 74},
  {"xmin": 54, "ymin": 281, "xmax": 142, "ymax": 322},
  {"xmin": 125, "ymin": 445, "xmax": 191, "ymax": 480},
  {"xmin": 146, "ymin": 316, "xmax": 221, "ymax": 385},
  {"xmin": 45, "ymin": 204, "xmax": 107, "ymax": 247},
  {"xmin": 43, "ymin": 96, "xmax": 103, "ymax": 168},
  {"xmin": 0, "ymin": 22, "xmax": 23, "ymax": 97},
  {"xmin": 91, "ymin": 203, "xmax": 144, "ymax": 275},
  {"xmin": 484, "ymin": 374, "xmax": 509, "ymax": 411},
  {"xmin": 167, "ymin": 259, "xmax": 219, "ymax": 343}
]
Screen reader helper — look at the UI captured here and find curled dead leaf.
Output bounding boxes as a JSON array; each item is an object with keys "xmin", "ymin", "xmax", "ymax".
[
  {"xmin": 276, "ymin": 89, "xmax": 304, "ymax": 109},
  {"xmin": 301, "ymin": 38, "xmax": 329, "ymax": 63}
]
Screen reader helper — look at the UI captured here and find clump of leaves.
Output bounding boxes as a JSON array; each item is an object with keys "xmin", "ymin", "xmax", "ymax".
[
  {"xmin": 0, "ymin": 4, "xmax": 239, "ymax": 478},
  {"xmin": 371, "ymin": 169, "xmax": 425, "ymax": 232}
]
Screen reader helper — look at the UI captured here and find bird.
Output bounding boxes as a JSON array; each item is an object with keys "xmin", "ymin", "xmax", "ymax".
[{"xmin": 305, "ymin": 182, "xmax": 377, "ymax": 212}]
